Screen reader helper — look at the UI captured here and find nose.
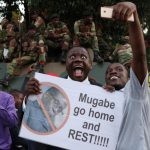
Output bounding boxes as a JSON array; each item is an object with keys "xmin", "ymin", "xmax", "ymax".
[
  {"xmin": 109, "ymin": 68, "xmax": 117, "ymax": 75},
  {"xmin": 74, "ymin": 56, "xmax": 82, "ymax": 62}
]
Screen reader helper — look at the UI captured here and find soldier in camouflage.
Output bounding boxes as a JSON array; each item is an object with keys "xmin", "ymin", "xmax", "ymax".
[
  {"xmin": 73, "ymin": 11, "xmax": 104, "ymax": 63},
  {"xmin": 109, "ymin": 39, "xmax": 133, "ymax": 70},
  {"xmin": 45, "ymin": 14, "xmax": 71, "ymax": 63},
  {"xmin": 0, "ymin": 28, "xmax": 7, "ymax": 61},
  {"xmin": 3, "ymin": 40, "xmax": 38, "ymax": 86},
  {"xmin": 0, "ymin": 21, "xmax": 18, "ymax": 61}
]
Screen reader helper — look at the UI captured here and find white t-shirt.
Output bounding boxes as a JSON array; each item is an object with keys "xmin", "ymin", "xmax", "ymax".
[{"xmin": 116, "ymin": 69, "xmax": 150, "ymax": 150}]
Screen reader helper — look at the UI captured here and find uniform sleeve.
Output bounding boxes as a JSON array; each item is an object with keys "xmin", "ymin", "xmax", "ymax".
[
  {"xmin": 0, "ymin": 95, "xmax": 18, "ymax": 127},
  {"xmin": 90, "ymin": 22, "xmax": 96, "ymax": 36},
  {"xmin": 47, "ymin": 24, "xmax": 53, "ymax": 32},
  {"xmin": 74, "ymin": 21, "xmax": 80, "ymax": 35}
]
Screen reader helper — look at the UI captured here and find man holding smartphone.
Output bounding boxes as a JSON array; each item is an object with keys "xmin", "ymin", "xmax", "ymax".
[{"xmin": 103, "ymin": 2, "xmax": 150, "ymax": 150}]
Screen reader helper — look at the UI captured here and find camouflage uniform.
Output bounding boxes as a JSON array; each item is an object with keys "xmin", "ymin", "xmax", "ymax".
[
  {"xmin": 6, "ymin": 40, "xmax": 38, "ymax": 76},
  {"xmin": 110, "ymin": 43, "xmax": 133, "ymax": 68},
  {"xmin": 45, "ymin": 15, "xmax": 70, "ymax": 63},
  {"xmin": 0, "ymin": 30, "xmax": 19, "ymax": 62},
  {"xmin": 0, "ymin": 29, "xmax": 7, "ymax": 60},
  {"xmin": 34, "ymin": 15, "xmax": 47, "ymax": 41},
  {"xmin": 73, "ymin": 19, "xmax": 103, "ymax": 63},
  {"xmin": 96, "ymin": 25, "xmax": 112, "ymax": 61},
  {"xmin": 5, "ymin": 31, "xmax": 19, "ymax": 61}
]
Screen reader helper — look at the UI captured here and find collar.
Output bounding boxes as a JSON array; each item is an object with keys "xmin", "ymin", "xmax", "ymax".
[
  {"xmin": 119, "ymin": 88, "xmax": 124, "ymax": 92},
  {"xmin": 67, "ymin": 76, "xmax": 90, "ymax": 84}
]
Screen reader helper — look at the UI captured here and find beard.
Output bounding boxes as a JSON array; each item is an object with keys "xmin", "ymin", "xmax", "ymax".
[{"xmin": 113, "ymin": 84, "xmax": 125, "ymax": 90}]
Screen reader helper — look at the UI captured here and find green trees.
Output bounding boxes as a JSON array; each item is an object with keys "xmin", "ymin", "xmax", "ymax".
[
  {"xmin": 0, "ymin": 0, "xmax": 149, "ymax": 35},
  {"xmin": 0, "ymin": 0, "xmax": 150, "ymax": 43}
]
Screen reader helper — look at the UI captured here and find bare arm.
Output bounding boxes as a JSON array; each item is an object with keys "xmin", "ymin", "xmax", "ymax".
[{"xmin": 113, "ymin": 2, "xmax": 147, "ymax": 84}]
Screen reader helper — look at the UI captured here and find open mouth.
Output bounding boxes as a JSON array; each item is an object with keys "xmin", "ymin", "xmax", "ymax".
[
  {"xmin": 110, "ymin": 76, "xmax": 119, "ymax": 80},
  {"xmin": 73, "ymin": 66, "xmax": 84, "ymax": 78}
]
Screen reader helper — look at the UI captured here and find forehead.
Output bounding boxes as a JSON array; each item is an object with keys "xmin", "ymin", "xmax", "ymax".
[
  {"xmin": 107, "ymin": 63, "xmax": 127, "ymax": 72},
  {"xmin": 67, "ymin": 47, "xmax": 89, "ymax": 56}
]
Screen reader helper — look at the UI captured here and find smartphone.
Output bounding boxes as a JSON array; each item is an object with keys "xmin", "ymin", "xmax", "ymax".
[{"xmin": 101, "ymin": 7, "xmax": 134, "ymax": 22}]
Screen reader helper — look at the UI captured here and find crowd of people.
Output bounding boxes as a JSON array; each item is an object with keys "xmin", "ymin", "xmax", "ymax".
[
  {"xmin": 0, "ymin": 1, "xmax": 150, "ymax": 150},
  {"xmin": 0, "ymin": 2, "xmax": 137, "ymax": 86}
]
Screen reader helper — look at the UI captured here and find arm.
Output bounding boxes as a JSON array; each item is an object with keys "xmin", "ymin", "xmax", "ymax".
[
  {"xmin": 0, "ymin": 94, "xmax": 18, "ymax": 127},
  {"xmin": 128, "ymin": 9, "xmax": 147, "ymax": 83},
  {"xmin": 61, "ymin": 24, "xmax": 69, "ymax": 35},
  {"xmin": 113, "ymin": 2, "xmax": 147, "ymax": 84},
  {"xmin": 89, "ymin": 22, "xmax": 96, "ymax": 36},
  {"xmin": 22, "ymin": 78, "xmax": 41, "ymax": 111},
  {"xmin": 74, "ymin": 21, "xmax": 81, "ymax": 36}
]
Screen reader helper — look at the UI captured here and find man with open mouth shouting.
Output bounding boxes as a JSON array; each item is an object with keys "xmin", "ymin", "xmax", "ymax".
[{"xmin": 24, "ymin": 46, "xmax": 101, "ymax": 150}]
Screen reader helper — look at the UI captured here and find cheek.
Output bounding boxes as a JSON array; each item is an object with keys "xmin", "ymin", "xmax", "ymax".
[
  {"xmin": 88, "ymin": 64, "xmax": 92, "ymax": 70},
  {"xmin": 105, "ymin": 75, "xmax": 109, "ymax": 82},
  {"xmin": 124, "ymin": 77, "xmax": 129, "ymax": 84}
]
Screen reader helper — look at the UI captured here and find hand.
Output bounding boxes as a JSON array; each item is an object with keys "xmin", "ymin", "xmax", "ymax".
[
  {"xmin": 113, "ymin": 2, "xmax": 137, "ymax": 21},
  {"xmin": 27, "ymin": 64, "xmax": 36, "ymax": 73},
  {"xmin": 16, "ymin": 58, "xmax": 22, "ymax": 64},
  {"xmin": 103, "ymin": 84, "xmax": 115, "ymax": 92},
  {"xmin": 25, "ymin": 78, "xmax": 41, "ymax": 95}
]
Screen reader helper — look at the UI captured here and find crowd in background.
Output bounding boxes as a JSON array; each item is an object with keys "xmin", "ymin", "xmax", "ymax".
[{"xmin": 0, "ymin": 2, "xmax": 150, "ymax": 149}]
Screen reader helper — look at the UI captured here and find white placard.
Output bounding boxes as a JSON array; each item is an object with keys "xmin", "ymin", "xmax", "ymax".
[{"xmin": 20, "ymin": 72, "xmax": 125, "ymax": 150}]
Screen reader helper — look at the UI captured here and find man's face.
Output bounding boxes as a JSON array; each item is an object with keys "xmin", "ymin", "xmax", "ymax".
[
  {"xmin": 105, "ymin": 63, "xmax": 129, "ymax": 90},
  {"xmin": 43, "ymin": 91, "xmax": 65, "ymax": 116},
  {"xmin": 66, "ymin": 47, "xmax": 92, "ymax": 82},
  {"xmin": 34, "ymin": 16, "xmax": 45, "ymax": 28},
  {"xmin": 14, "ymin": 93, "xmax": 24, "ymax": 109},
  {"xmin": 22, "ymin": 42, "xmax": 29, "ymax": 51},
  {"xmin": 84, "ymin": 16, "xmax": 93, "ymax": 24},
  {"xmin": 52, "ymin": 17, "xmax": 60, "ymax": 26},
  {"xmin": 6, "ymin": 23, "xmax": 14, "ymax": 32}
]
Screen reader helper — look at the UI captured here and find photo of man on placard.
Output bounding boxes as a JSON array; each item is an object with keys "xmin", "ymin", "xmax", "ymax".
[{"xmin": 23, "ymin": 84, "xmax": 69, "ymax": 134}]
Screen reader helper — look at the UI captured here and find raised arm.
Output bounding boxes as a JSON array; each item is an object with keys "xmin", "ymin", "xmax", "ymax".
[{"xmin": 113, "ymin": 2, "xmax": 147, "ymax": 84}]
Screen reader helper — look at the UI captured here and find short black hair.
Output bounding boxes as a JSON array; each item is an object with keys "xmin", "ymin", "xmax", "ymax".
[{"xmin": 83, "ymin": 10, "xmax": 93, "ymax": 17}]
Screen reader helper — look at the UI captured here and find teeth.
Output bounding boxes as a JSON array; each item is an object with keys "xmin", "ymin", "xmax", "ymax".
[{"xmin": 110, "ymin": 76, "xmax": 118, "ymax": 80}]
